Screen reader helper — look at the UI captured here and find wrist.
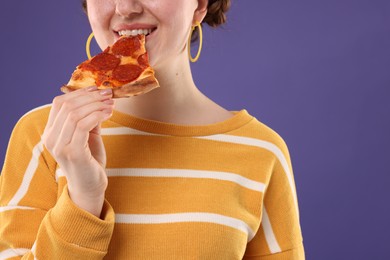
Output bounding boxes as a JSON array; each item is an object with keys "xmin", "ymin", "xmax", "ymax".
[{"xmin": 68, "ymin": 187, "xmax": 105, "ymax": 218}]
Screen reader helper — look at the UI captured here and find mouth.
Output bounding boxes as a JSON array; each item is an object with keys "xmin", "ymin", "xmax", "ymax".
[{"xmin": 115, "ymin": 27, "xmax": 157, "ymax": 39}]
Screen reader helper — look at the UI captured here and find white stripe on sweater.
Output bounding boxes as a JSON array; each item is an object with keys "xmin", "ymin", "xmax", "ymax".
[
  {"xmin": 31, "ymin": 241, "xmax": 38, "ymax": 260},
  {"xmin": 0, "ymin": 205, "xmax": 35, "ymax": 213},
  {"xmin": 261, "ymin": 206, "xmax": 281, "ymax": 253},
  {"xmin": 8, "ymin": 140, "xmax": 44, "ymax": 206},
  {"xmin": 101, "ymin": 127, "xmax": 158, "ymax": 136},
  {"xmin": 56, "ymin": 168, "xmax": 265, "ymax": 192},
  {"xmin": 108, "ymin": 168, "xmax": 265, "ymax": 192},
  {"xmin": 116, "ymin": 212, "xmax": 256, "ymax": 241},
  {"xmin": 0, "ymin": 248, "xmax": 30, "ymax": 258}
]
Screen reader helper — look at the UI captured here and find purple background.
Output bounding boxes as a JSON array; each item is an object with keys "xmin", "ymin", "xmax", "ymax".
[{"xmin": 1, "ymin": 1, "xmax": 389, "ymax": 259}]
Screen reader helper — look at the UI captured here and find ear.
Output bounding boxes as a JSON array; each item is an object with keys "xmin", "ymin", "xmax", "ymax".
[{"xmin": 193, "ymin": 0, "xmax": 208, "ymax": 24}]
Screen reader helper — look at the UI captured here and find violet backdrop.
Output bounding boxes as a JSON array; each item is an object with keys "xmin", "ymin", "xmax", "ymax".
[{"xmin": 1, "ymin": 1, "xmax": 389, "ymax": 259}]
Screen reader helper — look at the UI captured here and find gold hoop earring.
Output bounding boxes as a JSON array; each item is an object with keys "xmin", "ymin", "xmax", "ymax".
[
  {"xmin": 188, "ymin": 22, "xmax": 203, "ymax": 63},
  {"xmin": 86, "ymin": 32, "xmax": 95, "ymax": 60}
]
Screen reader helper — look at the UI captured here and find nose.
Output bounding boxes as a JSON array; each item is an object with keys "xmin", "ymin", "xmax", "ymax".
[{"xmin": 115, "ymin": 0, "xmax": 143, "ymax": 18}]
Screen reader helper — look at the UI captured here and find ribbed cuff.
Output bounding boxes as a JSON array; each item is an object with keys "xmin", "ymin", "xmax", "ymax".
[
  {"xmin": 244, "ymin": 244, "xmax": 305, "ymax": 260},
  {"xmin": 49, "ymin": 185, "xmax": 115, "ymax": 251}
]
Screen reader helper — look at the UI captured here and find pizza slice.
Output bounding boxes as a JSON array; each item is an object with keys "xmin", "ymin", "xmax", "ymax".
[{"xmin": 61, "ymin": 35, "xmax": 159, "ymax": 98}]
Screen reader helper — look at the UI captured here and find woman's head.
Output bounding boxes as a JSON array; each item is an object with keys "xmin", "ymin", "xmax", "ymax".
[
  {"xmin": 82, "ymin": 0, "xmax": 231, "ymax": 29},
  {"xmin": 82, "ymin": 0, "xmax": 230, "ymax": 69}
]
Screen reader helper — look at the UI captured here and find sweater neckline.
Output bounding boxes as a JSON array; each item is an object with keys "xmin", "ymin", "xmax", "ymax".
[{"xmin": 109, "ymin": 109, "xmax": 253, "ymax": 137}]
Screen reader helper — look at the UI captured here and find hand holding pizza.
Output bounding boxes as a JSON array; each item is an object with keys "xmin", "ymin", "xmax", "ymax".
[
  {"xmin": 42, "ymin": 35, "xmax": 160, "ymax": 217},
  {"xmin": 42, "ymin": 87, "xmax": 114, "ymax": 217}
]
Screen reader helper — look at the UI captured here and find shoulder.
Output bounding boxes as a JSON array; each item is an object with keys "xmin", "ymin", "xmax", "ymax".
[
  {"xmin": 13, "ymin": 104, "xmax": 52, "ymax": 135},
  {"xmin": 228, "ymin": 112, "xmax": 292, "ymax": 162},
  {"xmin": 230, "ymin": 112, "xmax": 289, "ymax": 149}
]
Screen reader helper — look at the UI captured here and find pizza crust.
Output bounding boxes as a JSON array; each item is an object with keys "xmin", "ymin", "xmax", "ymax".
[{"xmin": 61, "ymin": 72, "xmax": 159, "ymax": 98}]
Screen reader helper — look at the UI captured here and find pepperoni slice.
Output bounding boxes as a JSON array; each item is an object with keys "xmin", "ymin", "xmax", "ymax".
[
  {"xmin": 112, "ymin": 36, "xmax": 141, "ymax": 56},
  {"xmin": 89, "ymin": 53, "xmax": 121, "ymax": 71},
  {"xmin": 137, "ymin": 53, "xmax": 149, "ymax": 69},
  {"xmin": 95, "ymin": 73, "xmax": 110, "ymax": 86},
  {"xmin": 78, "ymin": 60, "xmax": 94, "ymax": 70},
  {"xmin": 112, "ymin": 64, "xmax": 143, "ymax": 82}
]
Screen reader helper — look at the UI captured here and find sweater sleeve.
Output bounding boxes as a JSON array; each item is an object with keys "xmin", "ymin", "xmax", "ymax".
[
  {"xmin": 243, "ymin": 138, "xmax": 305, "ymax": 259},
  {"xmin": 0, "ymin": 108, "xmax": 115, "ymax": 259}
]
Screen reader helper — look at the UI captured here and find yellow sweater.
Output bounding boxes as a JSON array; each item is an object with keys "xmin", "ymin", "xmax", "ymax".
[{"xmin": 0, "ymin": 105, "xmax": 304, "ymax": 259}]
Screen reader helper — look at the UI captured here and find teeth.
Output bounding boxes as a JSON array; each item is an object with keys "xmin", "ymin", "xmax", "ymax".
[{"xmin": 118, "ymin": 29, "xmax": 152, "ymax": 37}]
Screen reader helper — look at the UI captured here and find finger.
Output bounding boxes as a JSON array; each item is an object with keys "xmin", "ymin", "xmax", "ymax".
[
  {"xmin": 47, "ymin": 86, "xmax": 98, "ymax": 129},
  {"xmin": 43, "ymin": 88, "xmax": 112, "ymax": 151},
  {"xmin": 69, "ymin": 109, "xmax": 112, "ymax": 151},
  {"xmin": 56, "ymin": 99, "xmax": 114, "ymax": 148},
  {"xmin": 49, "ymin": 88, "xmax": 113, "ymax": 137},
  {"xmin": 47, "ymin": 86, "xmax": 112, "ymax": 127},
  {"xmin": 53, "ymin": 88, "xmax": 112, "ymax": 127}
]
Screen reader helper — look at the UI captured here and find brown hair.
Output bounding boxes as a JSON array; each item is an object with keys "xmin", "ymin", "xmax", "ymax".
[
  {"xmin": 81, "ymin": 0, "xmax": 231, "ymax": 42},
  {"xmin": 203, "ymin": 0, "xmax": 231, "ymax": 28}
]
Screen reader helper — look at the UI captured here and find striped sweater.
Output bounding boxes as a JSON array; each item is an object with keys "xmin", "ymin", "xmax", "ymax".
[{"xmin": 0, "ymin": 105, "xmax": 304, "ymax": 259}]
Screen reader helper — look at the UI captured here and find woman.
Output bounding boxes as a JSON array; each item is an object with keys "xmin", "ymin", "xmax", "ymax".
[{"xmin": 0, "ymin": 0, "xmax": 305, "ymax": 259}]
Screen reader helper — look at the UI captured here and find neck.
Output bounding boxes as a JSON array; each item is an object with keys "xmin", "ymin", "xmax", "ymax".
[{"xmin": 113, "ymin": 52, "xmax": 234, "ymax": 125}]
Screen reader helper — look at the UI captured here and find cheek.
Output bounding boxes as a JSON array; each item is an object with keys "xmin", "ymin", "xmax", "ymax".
[
  {"xmin": 147, "ymin": 2, "xmax": 195, "ymax": 65},
  {"xmin": 87, "ymin": 1, "xmax": 115, "ymax": 49},
  {"xmin": 151, "ymin": 0, "xmax": 193, "ymax": 29},
  {"xmin": 88, "ymin": 3, "xmax": 111, "ymax": 30},
  {"xmin": 158, "ymin": 3, "xmax": 193, "ymax": 42}
]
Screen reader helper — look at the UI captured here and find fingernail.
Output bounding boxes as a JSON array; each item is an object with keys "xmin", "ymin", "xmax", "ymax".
[
  {"xmin": 86, "ymin": 86, "xmax": 98, "ymax": 91},
  {"xmin": 103, "ymin": 99, "xmax": 114, "ymax": 105},
  {"xmin": 100, "ymin": 88, "xmax": 112, "ymax": 96}
]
